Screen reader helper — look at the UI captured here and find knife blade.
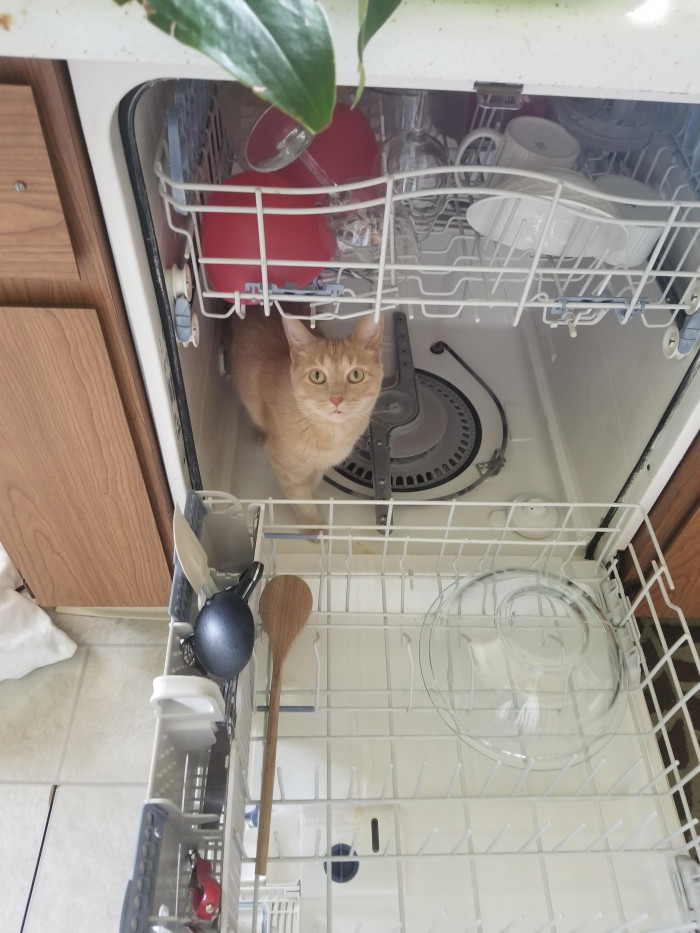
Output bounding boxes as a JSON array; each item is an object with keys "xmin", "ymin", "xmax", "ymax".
[{"xmin": 200, "ymin": 721, "xmax": 230, "ymax": 829}]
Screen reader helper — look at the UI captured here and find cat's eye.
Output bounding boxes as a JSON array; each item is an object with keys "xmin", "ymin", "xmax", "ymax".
[
  {"xmin": 348, "ymin": 368, "xmax": 365, "ymax": 384},
  {"xmin": 309, "ymin": 369, "xmax": 326, "ymax": 384}
]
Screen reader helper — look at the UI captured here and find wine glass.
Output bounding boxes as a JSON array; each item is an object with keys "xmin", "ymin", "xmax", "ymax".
[
  {"xmin": 329, "ymin": 201, "xmax": 420, "ymax": 287},
  {"xmin": 374, "ymin": 90, "xmax": 449, "ymax": 240}
]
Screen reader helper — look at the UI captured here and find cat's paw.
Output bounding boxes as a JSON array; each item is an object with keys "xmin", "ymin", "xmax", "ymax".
[{"xmin": 293, "ymin": 503, "xmax": 323, "ymax": 532}]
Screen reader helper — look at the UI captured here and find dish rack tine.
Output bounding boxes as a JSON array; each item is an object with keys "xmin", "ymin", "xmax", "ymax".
[{"xmin": 570, "ymin": 912, "xmax": 603, "ymax": 933}]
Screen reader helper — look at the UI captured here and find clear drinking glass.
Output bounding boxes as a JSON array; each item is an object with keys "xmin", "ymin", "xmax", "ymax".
[
  {"xmin": 373, "ymin": 90, "xmax": 449, "ymax": 240},
  {"xmin": 329, "ymin": 202, "xmax": 419, "ymax": 285}
]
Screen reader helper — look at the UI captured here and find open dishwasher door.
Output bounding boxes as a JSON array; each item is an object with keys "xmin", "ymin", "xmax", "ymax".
[{"xmin": 122, "ymin": 492, "xmax": 700, "ymax": 933}]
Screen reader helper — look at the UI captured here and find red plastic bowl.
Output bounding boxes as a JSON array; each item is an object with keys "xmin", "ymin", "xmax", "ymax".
[
  {"xmin": 279, "ymin": 103, "xmax": 380, "ymax": 189},
  {"xmin": 200, "ymin": 170, "xmax": 336, "ymax": 297}
]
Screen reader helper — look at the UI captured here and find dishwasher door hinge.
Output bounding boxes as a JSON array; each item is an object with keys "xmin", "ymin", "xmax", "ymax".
[{"xmin": 474, "ymin": 82, "xmax": 524, "ymax": 111}]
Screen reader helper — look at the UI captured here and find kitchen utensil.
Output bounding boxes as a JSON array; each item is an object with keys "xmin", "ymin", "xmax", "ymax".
[
  {"xmin": 466, "ymin": 169, "xmax": 627, "ymax": 260},
  {"xmin": 173, "ymin": 503, "xmax": 217, "ymax": 604},
  {"xmin": 420, "ymin": 569, "xmax": 628, "ymax": 770},
  {"xmin": 192, "ymin": 561, "xmax": 264, "ymax": 679},
  {"xmin": 278, "ymin": 102, "xmax": 380, "ymax": 190},
  {"xmin": 254, "ymin": 576, "xmax": 314, "ymax": 878},
  {"xmin": 593, "ymin": 174, "xmax": 666, "ymax": 266},
  {"xmin": 150, "ymin": 674, "xmax": 226, "ymax": 750},
  {"xmin": 198, "ymin": 491, "xmax": 255, "ymax": 576},
  {"xmin": 188, "ymin": 849, "xmax": 221, "ymax": 920},
  {"xmin": 456, "ymin": 117, "xmax": 581, "ymax": 180},
  {"xmin": 200, "ymin": 171, "xmax": 336, "ymax": 297},
  {"xmin": 218, "ymin": 83, "xmax": 314, "ymax": 173},
  {"xmin": 373, "ymin": 90, "xmax": 450, "ymax": 239},
  {"xmin": 201, "ymin": 670, "xmax": 239, "ymax": 830},
  {"xmin": 200, "ymin": 720, "xmax": 231, "ymax": 829}
]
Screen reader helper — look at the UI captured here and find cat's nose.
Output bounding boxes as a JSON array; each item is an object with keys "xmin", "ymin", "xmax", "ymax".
[{"xmin": 330, "ymin": 395, "xmax": 344, "ymax": 408}]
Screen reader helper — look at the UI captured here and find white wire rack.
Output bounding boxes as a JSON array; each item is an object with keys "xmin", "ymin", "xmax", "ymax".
[
  {"xmin": 231, "ymin": 498, "xmax": 700, "ymax": 933},
  {"xmin": 129, "ymin": 495, "xmax": 700, "ymax": 932},
  {"xmin": 154, "ymin": 83, "xmax": 700, "ymax": 334}
]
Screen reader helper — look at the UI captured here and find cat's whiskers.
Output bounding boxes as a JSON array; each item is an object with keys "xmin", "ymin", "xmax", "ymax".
[{"xmin": 296, "ymin": 408, "xmax": 328, "ymax": 426}]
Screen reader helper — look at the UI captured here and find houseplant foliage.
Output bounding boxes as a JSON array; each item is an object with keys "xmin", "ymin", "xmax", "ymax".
[{"xmin": 113, "ymin": 0, "xmax": 403, "ymax": 132}]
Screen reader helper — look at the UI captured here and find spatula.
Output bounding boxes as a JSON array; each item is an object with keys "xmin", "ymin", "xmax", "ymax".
[
  {"xmin": 173, "ymin": 504, "xmax": 218, "ymax": 602},
  {"xmin": 254, "ymin": 576, "xmax": 313, "ymax": 891}
]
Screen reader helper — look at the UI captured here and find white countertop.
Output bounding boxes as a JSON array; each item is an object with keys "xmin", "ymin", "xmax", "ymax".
[{"xmin": 1, "ymin": 0, "xmax": 700, "ymax": 102}]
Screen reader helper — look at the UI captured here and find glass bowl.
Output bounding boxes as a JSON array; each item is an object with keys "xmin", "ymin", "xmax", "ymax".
[{"xmin": 419, "ymin": 569, "xmax": 628, "ymax": 770}]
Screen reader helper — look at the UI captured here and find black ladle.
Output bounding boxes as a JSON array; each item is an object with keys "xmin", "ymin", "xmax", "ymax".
[{"xmin": 181, "ymin": 561, "xmax": 264, "ymax": 679}]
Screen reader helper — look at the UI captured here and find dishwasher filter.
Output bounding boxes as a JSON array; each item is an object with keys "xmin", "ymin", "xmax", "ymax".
[{"xmin": 121, "ymin": 493, "xmax": 700, "ymax": 933}]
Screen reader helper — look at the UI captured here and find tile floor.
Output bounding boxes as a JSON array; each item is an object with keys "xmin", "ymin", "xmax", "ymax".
[{"xmin": 2, "ymin": 610, "xmax": 169, "ymax": 933}]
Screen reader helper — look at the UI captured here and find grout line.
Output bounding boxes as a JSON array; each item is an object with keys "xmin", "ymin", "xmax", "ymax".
[
  {"xmin": 54, "ymin": 648, "xmax": 90, "ymax": 784},
  {"xmin": 53, "ymin": 607, "xmax": 169, "ymax": 620},
  {"xmin": 57, "ymin": 640, "xmax": 168, "ymax": 649},
  {"xmin": 20, "ymin": 784, "xmax": 58, "ymax": 933},
  {"xmin": 30, "ymin": 780, "xmax": 150, "ymax": 789},
  {"xmin": 0, "ymin": 779, "xmax": 150, "ymax": 788}
]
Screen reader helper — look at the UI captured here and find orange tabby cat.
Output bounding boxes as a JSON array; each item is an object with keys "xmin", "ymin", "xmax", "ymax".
[{"xmin": 229, "ymin": 307, "xmax": 384, "ymax": 528}]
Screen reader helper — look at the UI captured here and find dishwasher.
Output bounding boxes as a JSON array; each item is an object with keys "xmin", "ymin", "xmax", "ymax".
[{"xmin": 114, "ymin": 80, "xmax": 700, "ymax": 932}]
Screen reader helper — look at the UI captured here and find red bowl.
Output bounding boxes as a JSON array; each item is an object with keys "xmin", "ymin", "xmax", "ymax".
[
  {"xmin": 278, "ymin": 103, "xmax": 380, "ymax": 189},
  {"xmin": 200, "ymin": 170, "xmax": 336, "ymax": 296}
]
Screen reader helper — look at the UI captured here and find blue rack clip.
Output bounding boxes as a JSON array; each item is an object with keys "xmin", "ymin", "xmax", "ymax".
[{"xmin": 552, "ymin": 295, "xmax": 649, "ymax": 322}]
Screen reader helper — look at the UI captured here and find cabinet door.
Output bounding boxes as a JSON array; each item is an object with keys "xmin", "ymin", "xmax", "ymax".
[
  {"xmin": 0, "ymin": 306, "xmax": 171, "ymax": 606},
  {"xmin": 623, "ymin": 432, "xmax": 700, "ymax": 618},
  {"xmin": 658, "ymin": 507, "xmax": 700, "ymax": 617},
  {"xmin": 0, "ymin": 85, "xmax": 79, "ymax": 280}
]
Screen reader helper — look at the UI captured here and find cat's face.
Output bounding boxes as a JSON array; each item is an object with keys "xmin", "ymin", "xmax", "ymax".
[{"xmin": 282, "ymin": 315, "xmax": 384, "ymax": 424}]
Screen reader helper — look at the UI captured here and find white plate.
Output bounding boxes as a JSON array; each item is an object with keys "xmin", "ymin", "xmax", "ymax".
[
  {"xmin": 593, "ymin": 174, "xmax": 667, "ymax": 267},
  {"xmin": 467, "ymin": 169, "xmax": 628, "ymax": 260}
]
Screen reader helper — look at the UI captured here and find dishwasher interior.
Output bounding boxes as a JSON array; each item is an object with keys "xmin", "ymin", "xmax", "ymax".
[{"xmin": 120, "ymin": 80, "xmax": 700, "ymax": 528}]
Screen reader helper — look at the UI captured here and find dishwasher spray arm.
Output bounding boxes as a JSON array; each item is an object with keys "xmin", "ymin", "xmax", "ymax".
[{"xmin": 369, "ymin": 311, "xmax": 420, "ymax": 528}]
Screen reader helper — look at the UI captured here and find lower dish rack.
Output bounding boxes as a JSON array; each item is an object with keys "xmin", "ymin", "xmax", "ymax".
[{"xmin": 122, "ymin": 495, "xmax": 700, "ymax": 933}]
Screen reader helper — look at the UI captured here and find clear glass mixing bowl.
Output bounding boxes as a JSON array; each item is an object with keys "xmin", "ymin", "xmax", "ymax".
[{"xmin": 419, "ymin": 569, "xmax": 628, "ymax": 770}]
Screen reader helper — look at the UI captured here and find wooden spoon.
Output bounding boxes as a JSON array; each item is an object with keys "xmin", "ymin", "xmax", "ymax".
[{"xmin": 255, "ymin": 574, "xmax": 314, "ymax": 878}]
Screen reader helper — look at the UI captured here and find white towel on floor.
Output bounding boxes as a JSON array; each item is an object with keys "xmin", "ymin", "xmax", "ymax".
[{"xmin": 0, "ymin": 543, "xmax": 77, "ymax": 681}]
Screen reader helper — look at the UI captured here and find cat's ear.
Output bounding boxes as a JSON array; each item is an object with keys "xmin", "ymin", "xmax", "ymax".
[
  {"xmin": 281, "ymin": 315, "xmax": 314, "ymax": 355},
  {"xmin": 352, "ymin": 313, "xmax": 384, "ymax": 354}
]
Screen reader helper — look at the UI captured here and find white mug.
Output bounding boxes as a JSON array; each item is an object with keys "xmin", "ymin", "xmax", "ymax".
[{"xmin": 456, "ymin": 116, "xmax": 580, "ymax": 179}]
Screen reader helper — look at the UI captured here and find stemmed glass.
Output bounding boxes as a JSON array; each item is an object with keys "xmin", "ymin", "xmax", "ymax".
[{"xmin": 374, "ymin": 90, "xmax": 449, "ymax": 240}]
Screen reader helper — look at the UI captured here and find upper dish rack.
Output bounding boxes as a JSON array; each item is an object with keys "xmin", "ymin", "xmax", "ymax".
[{"xmin": 154, "ymin": 82, "xmax": 700, "ymax": 335}]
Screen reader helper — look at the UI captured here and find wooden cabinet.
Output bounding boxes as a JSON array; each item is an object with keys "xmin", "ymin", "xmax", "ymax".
[
  {"xmin": 622, "ymin": 432, "xmax": 700, "ymax": 618},
  {"xmin": 0, "ymin": 85, "xmax": 78, "ymax": 280},
  {"xmin": 0, "ymin": 58, "xmax": 172, "ymax": 606}
]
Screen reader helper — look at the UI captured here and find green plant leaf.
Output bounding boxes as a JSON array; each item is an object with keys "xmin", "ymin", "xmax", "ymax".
[
  {"xmin": 116, "ymin": 0, "xmax": 336, "ymax": 132},
  {"xmin": 356, "ymin": 0, "xmax": 403, "ymax": 100}
]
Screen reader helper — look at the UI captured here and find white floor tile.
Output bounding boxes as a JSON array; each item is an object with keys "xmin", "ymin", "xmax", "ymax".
[
  {"xmin": 23, "ymin": 784, "xmax": 145, "ymax": 933},
  {"xmin": 0, "ymin": 650, "xmax": 86, "ymax": 782},
  {"xmin": 52, "ymin": 611, "xmax": 169, "ymax": 646},
  {"xmin": 0, "ymin": 784, "xmax": 53, "ymax": 932},
  {"xmin": 60, "ymin": 645, "xmax": 164, "ymax": 784}
]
